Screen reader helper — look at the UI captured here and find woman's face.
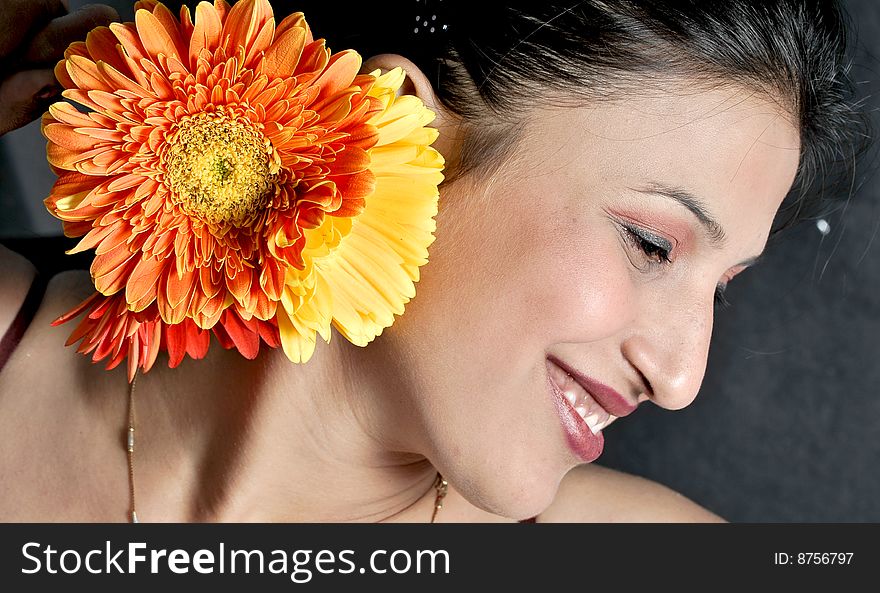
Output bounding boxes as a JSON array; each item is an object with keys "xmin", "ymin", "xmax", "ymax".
[{"xmin": 363, "ymin": 83, "xmax": 801, "ymax": 518}]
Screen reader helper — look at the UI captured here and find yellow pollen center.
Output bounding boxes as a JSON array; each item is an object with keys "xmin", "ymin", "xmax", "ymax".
[{"xmin": 166, "ymin": 113, "xmax": 273, "ymax": 225}]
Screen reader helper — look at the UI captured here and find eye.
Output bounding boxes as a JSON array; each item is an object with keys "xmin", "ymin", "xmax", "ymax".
[{"xmin": 621, "ymin": 224, "xmax": 672, "ymax": 266}]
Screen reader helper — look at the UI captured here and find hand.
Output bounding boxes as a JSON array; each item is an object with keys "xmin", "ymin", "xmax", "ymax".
[{"xmin": 0, "ymin": 0, "xmax": 118, "ymax": 136}]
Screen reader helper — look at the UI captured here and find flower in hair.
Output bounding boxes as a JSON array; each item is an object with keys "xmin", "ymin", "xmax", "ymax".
[{"xmin": 43, "ymin": 0, "xmax": 444, "ymax": 380}]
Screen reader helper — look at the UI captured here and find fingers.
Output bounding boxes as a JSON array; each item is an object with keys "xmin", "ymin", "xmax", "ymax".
[
  {"xmin": 0, "ymin": 2, "xmax": 119, "ymax": 136},
  {"xmin": 0, "ymin": 68, "xmax": 59, "ymax": 137},
  {"xmin": 0, "ymin": 0, "xmax": 66, "ymax": 58},
  {"xmin": 23, "ymin": 4, "xmax": 120, "ymax": 66}
]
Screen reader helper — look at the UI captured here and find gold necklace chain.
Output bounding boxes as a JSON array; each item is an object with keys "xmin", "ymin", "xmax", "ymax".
[{"xmin": 125, "ymin": 371, "xmax": 448, "ymax": 523}]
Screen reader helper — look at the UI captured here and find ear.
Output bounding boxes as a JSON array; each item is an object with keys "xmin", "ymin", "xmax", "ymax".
[
  {"xmin": 361, "ymin": 53, "xmax": 438, "ymax": 109},
  {"xmin": 360, "ymin": 53, "xmax": 460, "ymax": 162}
]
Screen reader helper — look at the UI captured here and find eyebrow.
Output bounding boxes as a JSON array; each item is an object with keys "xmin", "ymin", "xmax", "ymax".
[{"xmin": 630, "ymin": 182, "xmax": 765, "ymax": 268}]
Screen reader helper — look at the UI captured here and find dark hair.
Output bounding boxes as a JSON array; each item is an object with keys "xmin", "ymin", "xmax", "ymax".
[{"xmin": 176, "ymin": 0, "xmax": 870, "ymax": 234}]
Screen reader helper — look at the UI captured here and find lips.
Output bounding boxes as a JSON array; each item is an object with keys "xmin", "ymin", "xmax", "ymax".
[
  {"xmin": 547, "ymin": 368, "xmax": 604, "ymax": 463},
  {"xmin": 546, "ymin": 358, "xmax": 616, "ymax": 433},
  {"xmin": 545, "ymin": 354, "xmax": 638, "ymax": 418},
  {"xmin": 545, "ymin": 355, "xmax": 641, "ymax": 463}
]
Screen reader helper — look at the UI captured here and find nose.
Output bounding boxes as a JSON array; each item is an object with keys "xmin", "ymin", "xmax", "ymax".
[{"xmin": 621, "ymin": 286, "xmax": 715, "ymax": 411}]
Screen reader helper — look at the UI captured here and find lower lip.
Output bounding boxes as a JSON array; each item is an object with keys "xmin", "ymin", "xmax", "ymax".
[{"xmin": 547, "ymin": 369, "xmax": 604, "ymax": 463}]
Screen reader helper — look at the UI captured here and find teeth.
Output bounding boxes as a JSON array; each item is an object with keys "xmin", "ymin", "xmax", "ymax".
[
  {"xmin": 584, "ymin": 413, "xmax": 602, "ymax": 434},
  {"xmin": 549, "ymin": 360, "xmax": 617, "ymax": 434}
]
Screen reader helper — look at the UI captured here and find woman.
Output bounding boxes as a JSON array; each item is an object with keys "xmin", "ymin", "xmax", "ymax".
[{"xmin": 0, "ymin": 0, "xmax": 864, "ymax": 522}]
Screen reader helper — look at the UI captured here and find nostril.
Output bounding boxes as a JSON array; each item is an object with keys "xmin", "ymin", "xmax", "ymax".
[{"xmin": 634, "ymin": 367, "xmax": 653, "ymax": 401}]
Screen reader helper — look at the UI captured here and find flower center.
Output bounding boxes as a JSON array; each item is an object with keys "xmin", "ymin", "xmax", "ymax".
[{"xmin": 166, "ymin": 112, "xmax": 274, "ymax": 226}]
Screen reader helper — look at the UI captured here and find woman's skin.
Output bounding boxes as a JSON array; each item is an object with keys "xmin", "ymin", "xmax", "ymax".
[{"xmin": 0, "ymin": 51, "xmax": 800, "ymax": 522}]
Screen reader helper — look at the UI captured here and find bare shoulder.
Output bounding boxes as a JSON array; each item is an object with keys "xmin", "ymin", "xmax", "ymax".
[
  {"xmin": 0, "ymin": 267, "xmax": 125, "ymax": 521},
  {"xmin": 538, "ymin": 463, "xmax": 727, "ymax": 523},
  {"xmin": 0, "ymin": 244, "xmax": 37, "ymax": 338}
]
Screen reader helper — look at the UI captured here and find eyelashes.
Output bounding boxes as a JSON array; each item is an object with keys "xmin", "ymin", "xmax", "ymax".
[
  {"xmin": 620, "ymin": 224, "xmax": 732, "ymax": 310},
  {"xmin": 621, "ymin": 224, "xmax": 672, "ymax": 265}
]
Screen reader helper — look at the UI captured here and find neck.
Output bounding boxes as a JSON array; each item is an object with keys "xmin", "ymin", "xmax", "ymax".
[{"xmin": 129, "ymin": 332, "xmax": 440, "ymax": 522}]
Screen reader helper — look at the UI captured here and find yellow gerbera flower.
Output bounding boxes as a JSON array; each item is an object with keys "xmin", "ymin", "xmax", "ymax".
[{"xmin": 277, "ymin": 66, "xmax": 445, "ymax": 362}]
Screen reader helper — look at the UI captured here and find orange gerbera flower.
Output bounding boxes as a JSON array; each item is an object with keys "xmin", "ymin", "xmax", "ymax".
[{"xmin": 43, "ymin": 0, "xmax": 444, "ymax": 380}]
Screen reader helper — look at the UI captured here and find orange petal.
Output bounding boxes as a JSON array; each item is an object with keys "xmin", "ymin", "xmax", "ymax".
[
  {"xmin": 179, "ymin": 4, "xmax": 194, "ymax": 36},
  {"xmin": 93, "ymin": 223, "xmax": 133, "ymax": 256},
  {"xmin": 59, "ymin": 89, "xmax": 103, "ymax": 113},
  {"xmin": 248, "ymin": 287, "xmax": 275, "ymax": 321},
  {"xmin": 47, "ymin": 102, "xmax": 94, "ymax": 128},
  {"xmin": 330, "ymin": 194, "xmax": 366, "ymax": 218},
  {"xmin": 134, "ymin": 0, "xmax": 160, "ymax": 11},
  {"xmin": 93, "ymin": 246, "xmax": 138, "ymax": 295},
  {"xmin": 164, "ymin": 322, "xmax": 188, "ymax": 367},
  {"xmin": 107, "ymin": 174, "xmax": 144, "ymax": 193},
  {"xmin": 62, "ymin": 220, "xmax": 93, "ymax": 238},
  {"xmin": 66, "ymin": 55, "xmax": 113, "ymax": 92},
  {"xmin": 215, "ymin": 311, "xmax": 260, "ymax": 359},
  {"xmin": 54, "ymin": 59, "xmax": 76, "ymax": 90},
  {"xmin": 125, "ymin": 255, "xmax": 165, "ymax": 310},
  {"xmin": 274, "ymin": 11, "xmax": 312, "ymax": 44},
  {"xmin": 46, "ymin": 169, "xmax": 99, "ymax": 200},
  {"xmin": 199, "ymin": 265, "xmax": 222, "ymax": 299},
  {"xmin": 149, "ymin": 71, "xmax": 173, "ymax": 99},
  {"xmin": 44, "ymin": 123, "xmax": 103, "ymax": 153},
  {"xmin": 313, "ymin": 88, "xmax": 357, "ymax": 122},
  {"xmin": 259, "ymin": 259, "xmax": 285, "ymax": 301},
  {"xmin": 126, "ymin": 331, "xmax": 140, "ymax": 382},
  {"xmin": 96, "ymin": 61, "xmax": 151, "ymax": 97},
  {"xmin": 150, "ymin": 2, "xmax": 188, "ymax": 59},
  {"xmin": 263, "ymin": 24, "xmax": 305, "ymax": 77},
  {"xmin": 66, "ymin": 224, "xmax": 113, "ymax": 254},
  {"xmin": 185, "ymin": 320, "xmax": 211, "ymax": 359},
  {"xmin": 51, "ymin": 292, "xmax": 102, "ymax": 326},
  {"xmin": 109, "ymin": 22, "xmax": 148, "ymax": 63},
  {"xmin": 46, "ymin": 141, "xmax": 106, "ymax": 170},
  {"xmin": 85, "ymin": 27, "xmax": 129, "ymax": 73},
  {"xmin": 226, "ymin": 268, "xmax": 253, "ymax": 303},
  {"xmin": 243, "ymin": 20, "xmax": 275, "ymax": 68},
  {"xmin": 54, "ymin": 42, "xmax": 90, "ymax": 90},
  {"xmin": 142, "ymin": 321, "xmax": 163, "ymax": 374},
  {"xmin": 311, "ymin": 50, "xmax": 361, "ymax": 106},
  {"xmin": 331, "ymin": 168, "xmax": 376, "ymax": 200},
  {"xmin": 85, "ymin": 89, "xmax": 126, "ymax": 114},
  {"xmin": 213, "ymin": 0, "xmax": 231, "ymax": 21},
  {"xmin": 166, "ymin": 265, "xmax": 197, "ymax": 310},
  {"xmin": 221, "ymin": 0, "xmax": 273, "ymax": 54},
  {"xmin": 329, "ymin": 146, "xmax": 370, "ymax": 175},
  {"xmin": 135, "ymin": 8, "xmax": 181, "ymax": 62},
  {"xmin": 191, "ymin": 289, "xmax": 227, "ymax": 329},
  {"xmin": 189, "ymin": 1, "xmax": 222, "ymax": 70},
  {"xmin": 296, "ymin": 40, "xmax": 329, "ymax": 78}
]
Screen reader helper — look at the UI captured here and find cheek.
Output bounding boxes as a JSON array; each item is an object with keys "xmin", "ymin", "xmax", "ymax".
[
  {"xmin": 458, "ymin": 192, "xmax": 636, "ymax": 348},
  {"xmin": 523, "ymin": 220, "xmax": 636, "ymax": 344},
  {"xmin": 407, "ymin": 184, "xmax": 636, "ymax": 366}
]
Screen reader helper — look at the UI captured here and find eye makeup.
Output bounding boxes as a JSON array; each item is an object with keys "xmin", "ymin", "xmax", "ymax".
[{"xmin": 609, "ymin": 210, "xmax": 746, "ymax": 310}]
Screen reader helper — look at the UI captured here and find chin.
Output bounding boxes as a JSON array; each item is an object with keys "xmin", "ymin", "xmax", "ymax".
[{"xmin": 445, "ymin": 447, "xmax": 571, "ymax": 521}]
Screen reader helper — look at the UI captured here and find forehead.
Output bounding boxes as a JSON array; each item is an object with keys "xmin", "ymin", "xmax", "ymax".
[{"xmin": 516, "ymin": 84, "xmax": 801, "ymax": 235}]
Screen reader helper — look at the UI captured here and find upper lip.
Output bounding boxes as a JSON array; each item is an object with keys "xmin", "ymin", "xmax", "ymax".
[{"xmin": 546, "ymin": 354, "xmax": 639, "ymax": 418}]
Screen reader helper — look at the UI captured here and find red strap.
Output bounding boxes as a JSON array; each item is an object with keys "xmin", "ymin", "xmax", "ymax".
[{"xmin": 0, "ymin": 273, "xmax": 47, "ymax": 373}]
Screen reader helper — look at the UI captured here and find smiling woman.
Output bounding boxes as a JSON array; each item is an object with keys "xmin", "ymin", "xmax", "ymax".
[{"xmin": 0, "ymin": 0, "xmax": 867, "ymax": 523}]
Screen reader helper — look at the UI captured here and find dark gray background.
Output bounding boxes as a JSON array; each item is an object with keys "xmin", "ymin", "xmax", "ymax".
[{"xmin": 0, "ymin": 0, "xmax": 877, "ymax": 521}]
